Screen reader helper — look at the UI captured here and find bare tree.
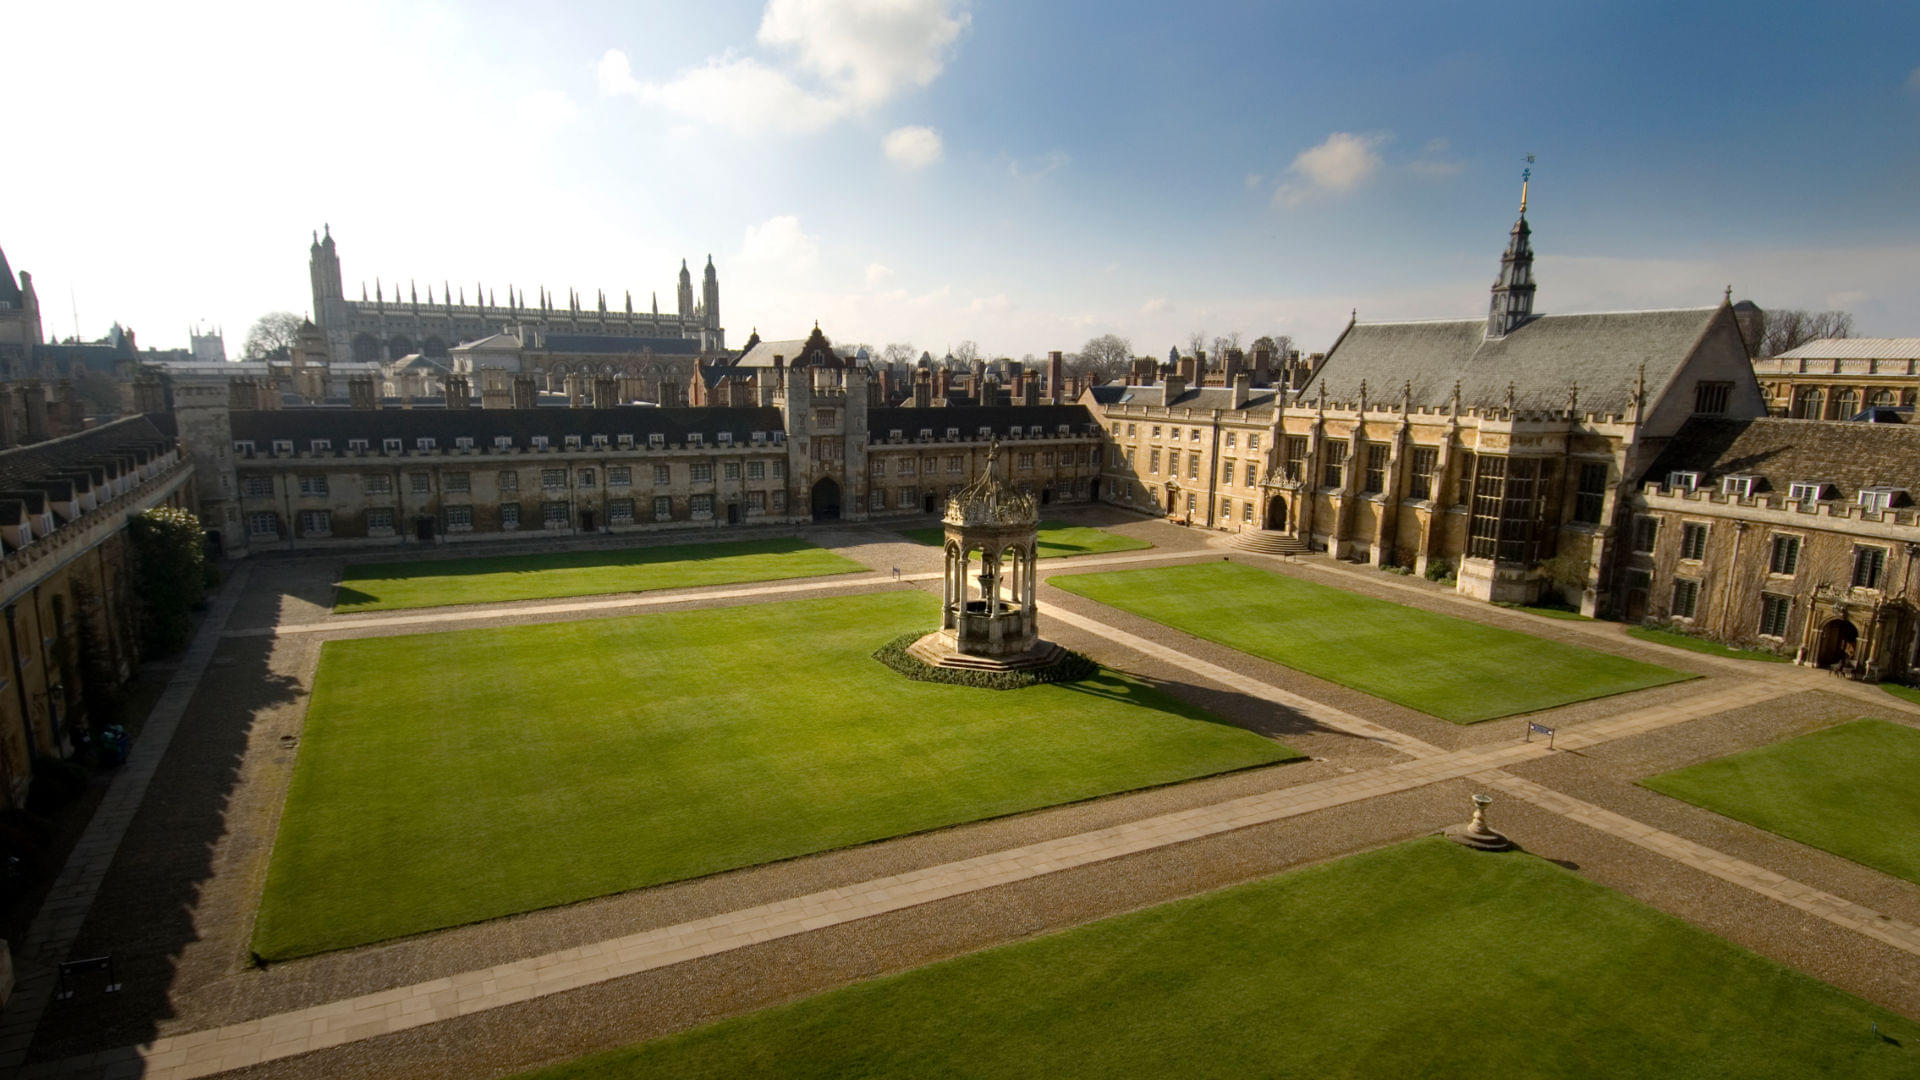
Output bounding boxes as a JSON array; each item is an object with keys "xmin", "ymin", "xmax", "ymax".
[
  {"xmin": 949, "ymin": 340, "xmax": 982, "ymax": 367},
  {"xmin": 1185, "ymin": 329, "xmax": 1208, "ymax": 360},
  {"xmin": 1760, "ymin": 309, "xmax": 1854, "ymax": 358},
  {"xmin": 1252, "ymin": 334, "xmax": 1295, "ymax": 360},
  {"xmin": 881, "ymin": 342, "xmax": 918, "ymax": 367},
  {"xmin": 1070, "ymin": 333, "xmax": 1134, "ymax": 382},
  {"xmin": 242, "ymin": 311, "xmax": 304, "ymax": 361},
  {"xmin": 1211, "ymin": 331, "xmax": 1243, "ymax": 368}
]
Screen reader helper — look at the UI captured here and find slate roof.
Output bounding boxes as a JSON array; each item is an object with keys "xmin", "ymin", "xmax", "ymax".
[
  {"xmin": 1776, "ymin": 338, "xmax": 1920, "ymax": 361},
  {"xmin": 733, "ymin": 338, "xmax": 810, "ymax": 368},
  {"xmin": 868, "ymin": 404, "xmax": 1101, "ymax": 438},
  {"xmin": 1087, "ymin": 383, "xmax": 1281, "ymax": 416},
  {"xmin": 0, "ymin": 415, "xmax": 174, "ymax": 492},
  {"xmin": 1643, "ymin": 416, "xmax": 1920, "ymax": 500},
  {"xmin": 1302, "ymin": 308, "xmax": 1722, "ymax": 415},
  {"xmin": 538, "ymin": 333, "xmax": 701, "ymax": 356},
  {"xmin": 229, "ymin": 406, "xmax": 785, "ymax": 448},
  {"xmin": 0, "ymin": 245, "xmax": 20, "ymax": 306}
]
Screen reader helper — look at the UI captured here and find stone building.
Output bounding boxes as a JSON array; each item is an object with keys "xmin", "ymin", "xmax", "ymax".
[
  {"xmin": 1752, "ymin": 338, "xmax": 1920, "ymax": 419},
  {"xmin": 1626, "ymin": 417, "xmax": 1919, "ymax": 679},
  {"xmin": 0, "ymin": 416, "xmax": 191, "ymax": 808},
  {"xmin": 1087, "ymin": 195, "xmax": 1769, "ymax": 613},
  {"xmin": 308, "ymin": 226, "xmax": 725, "ymax": 365}
]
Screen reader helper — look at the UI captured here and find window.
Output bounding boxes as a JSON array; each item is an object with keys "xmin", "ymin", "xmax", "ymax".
[
  {"xmin": 1787, "ymin": 481, "xmax": 1826, "ymax": 503},
  {"xmin": 564, "ymin": 435, "xmax": 582, "ymax": 449},
  {"xmin": 1631, "ymin": 516, "xmax": 1658, "ymax": 553},
  {"xmin": 348, "ymin": 438, "xmax": 369, "ymax": 453},
  {"xmin": 688, "ymin": 433, "xmax": 703, "ymax": 448},
  {"xmin": 1363, "ymin": 444, "xmax": 1388, "ymax": 494},
  {"xmin": 416, "ymin": 437, "xmax": 436, "ymax": 452},
  {"xmin": 654, "ymin": 464, "xmax": 671, "ymax": 485},
  {"xmin": 543, "ymin": 502, "xmax": 569, "ymax": 527},
  {"xmin": 1186, "ymin": 492, "xmax": 1197, "ymax": 514},
  {"xmin": 1693, "ymin": 381, "xmax": 1732, "ymax": 414},
  {"xmin": 691, "ymin": 494, "xmax": 713, "ymax": 517},
  {"xmin": 898, "ymin": 489, "xmax": 917, "ymax": 508},
  {"xmin": 445, "ymin": 505, "xmax": 472, "ymax": 531},
  {"xmin": 1246, "ymin": 462, "xmax": 1258, "ymax": 488},
  {"xmin": 1243, "ymin": 501, "xmax": 1254, "ymax": 523},
  {"xmin": 1321, "ymin": 442, "xmax": 1346, "ymax": 488},
  {"xmin": 869, "ymin": 489, "xmax": 886, "ymax": 510},
  {"xmin": 501, "ymin": 503, "xmax": 520, "ymax": 529},
  {"xmin": 1166, "ymin": 426, "xmax": 1177, "ymax": 440},
  {"xmin": 299, "ymin": 510, "xmax": 331, "ymax": 537},
  {"xmin": 593, "ymin": 435, "xmax": 610, "ymax": 449},
  {"xmin": 653, "ymin": 496, "xmax": 673, "ymax": 521},
  {"xmin": 247, "ymin": 511, "xmax": 278, "ymax": 537},
  {"xmin": 773, "ymin": 461, "xmax": 785, "ymax": 479},
  {"xmin": 747, "ymin": 461, "xmax": 765, "ymax": 480},
  {"xmin": 1571, "ymin": 462, "xmax": 1607, "ymax": 524},
  {"xmin": 541, "ymin": 468, "xmax": 566, "ymax": 490},
  {"xmin": 896, "ymin": 459, "xmax": 914, "ymax": 477},
  {"xmin": 947, "ymin": 455, "xmax": 963, "ymax": 474},
  {"xmin": 649, "ymin": 433, "xmax": 666, "ymax": 449},
  {"xmin": 690, "ymin": 463, "xmax": 713, "ymax": 482},
  {"xmin": 298, "ymin": 474, "xmax": 328, "ymax": 496},
  {"xmin": 717, "ymin": 433, "xmax": 733, "ymax": 447},
  {"xmin": 577, "ymin": 469, "xmax": 595, "ymax": 488},
  {"xmin": 233, "ymin": 440, "xmax": 257, "ymax": 456},
  {"xmin": 531, "ymin": 436, "xmax": 550, "ymax": 450},
  {"xmin": 1041, "ymin": 452, "xmax": 1054, "ymax": 468},
  {"xmin": 410, "ymin": 473, "xmax": 430, "ymax": 495},
  {"xmin": 454, "ymin": 436, "xmax": 474, "ymax": 451},
  {"xmin": 608, "ymin": 499, "xmax": 634, "ymax": 524},
  {"xmin": 1149, "ymin": 448, "xmax": 1161, "ymax": 474},
  {"xmin": 1453, "ymin": 452, "xmax": 1474, "ymax": 505},
  {"xmin": 871, "ymin": 458, "xmax": 887, "ymax": 477},
  {"xmin": 1760, "ymin": 595, "xmax": 1792, "ymax": 638},
  {"xmin": 1125, "ymin": 424, "xmax": 1136, "ymax": 437},
  {"xmin": 1672, "ymin": 578, "xmax": 1700, "ymax": 618},
  {"xmin": 445, "ymin": 472, "xmax": 471, "ymax": 494},
  {"xmin": 1222, "ymin": 458, "xmax": 1236, "ymax": 487},
  {"xmin": 1859, "ymin": 487, "xmax": 1907, "ymax": 512},
  {"xmin": 1285, "ymin": 436, "xmax": 1309, "ymax": 482},
  {"xmin": 1124, "ymin": 448, "xmax": 1135, "ymax": 468},
  {"xmin": 1722, "ymin": 475, "xmax": 1756, "ymax": 498},
  {"xmin": 383, "ymin": 438, "xmax": 402, "ymax": 454},
  {"xmin": 1018, "ymin": 452, "xmax": 1035, "ymax": 470},
  {"xmin": 1680, "ymin": 522, "xmax": 1708, "ymax": 560},
  {"xmin": 272, "ymin": 439, "xmax": 293, "ymax": 455},
  {"xmin": 364, "ymin": 474, "xmax": 392, "ymax": 495},
  {"xmin": 241, "ymin": 474, "xmax": 273, "ymax": 497},
  {"xmin": 1832, "ymin": 388, "xmax": 1858, "ymax": 418},
  {"xmin": 608, "ymin": 466, "xmax": 632, "ymax": 486},
  {"xmin": 618, "ymin": 434, "xmax": 635, "ymax": 448},
  {"xmin": 366, "ymin": 507, "xmax": 394, "ymax": 532},
  {"xmin": 772, "ymin": 490, "xmax": 787, "ymax": 511},
  {"xmin": 1852, "ymin": 545, "xmax": 1887, "ymax": 589},
  {"xmin": 1666, "ymin": 471, "xmax": 1701, "ymax": 492},
  {"xmin": 1188, "ymin": 453, "xmax": 1200, "ymax": 480},
  {"xmin": 1769, "ymin": 534, "xmax": 1800, "ymax": 575},
  {"xmin": 814, "ymin": 407, "xmax": 837, "ymax": 426},
  {"xmin": 499, "ymin": 471, "xmax": 518, "ymax": 491},
  {"xmin": 310, "ymin": 439, "xmax": 332, "ymax": 454},
  {"xmin": 1792, "ymin": 387, "xmax": 1825, "ymax": 419},
  {"xmin": 747, "ymin": 491, "xmax": 766, "ymax": 513},
  {"xmin": 1190, "ymin": 428, "xmax": 1201, "ymax": 443},
  {"xmin": 948, "ymin": 427, "xmax": 960, "ymax": 440},
  {"xmin": 1225, "ymin": 432, "xmax": 1237, "ymax": 449},
  {"xmin": 1152, "ymin": 425, "xmax": 1163, "ymax": 439},
  {"xmin": 495, "ymin": 436, "xmax": 514, "ymax": 450}
]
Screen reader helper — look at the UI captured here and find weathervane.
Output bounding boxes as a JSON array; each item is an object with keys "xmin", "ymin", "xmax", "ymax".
[{"xmin": 1520, "ymin": 153, "xmax": 1535, "ymax": 212}]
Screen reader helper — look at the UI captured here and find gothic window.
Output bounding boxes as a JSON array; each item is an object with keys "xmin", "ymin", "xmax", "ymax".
[
  {"xmin": 423, "ymin": 336, "xmax": 449, "ymax": 358},
  {"xmin": 1672, "ymin": 578, "xmax": 1700, "ymax": 619},
  {"xmin": 1769, "ymin": 534, "xmax": 1800, "ymax": 575},
  {"xmin": 1363, "ymin": 444, "xmax": 1388, "ymax": 494},
  {"xmin": 1760, "ymin": 595, "xmax": 1792, "ymax": 638},
  {"xmin": 1852, "ymin": 545, "xmax": 1888, "ymax": 589},
  {"xmin": 1409, "ymin": 448, "xmax": 1439, "ymax": 500},
  {"xmin": 1792, "ymin": 387, "xmax": 1824, "ymax": 419},
  {"xmin": 1692, "ymin": 381, "xmax": 1732, "ymax": 414},
  {"xmin": 1631, "ymin": 516, "xmax": 1658, "ymax": 553},
  {"xmin": 1832, "ymin": 387, "xmax": 1859, "ymax": 418},
  {"xmin": 1321, "ymin": 443, "xmax": 1346, "ymax": 488},
  {"xmin": 352, "ymin": 334, "xmax": 382, "ymax": 364},
  {"xmin": 1285, "ymin": 436, "xmax": 1309, "ymax": 482},
  {"xmin": 1680, "ymin": 522, "xmax": 1707, "ymax": 561},
  {"xmin": 1573, "ymin": 462, "xmax": 1608, "ymax": 524},
  {"xmin": 386, "ymin": 335, "xmax": 414, "ymax": 361}
]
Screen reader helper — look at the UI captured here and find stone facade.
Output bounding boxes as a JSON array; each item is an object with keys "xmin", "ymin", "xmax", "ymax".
[{"xmin": 1752, "ymin": 338, "xmax": 1920, "ymax": 418}]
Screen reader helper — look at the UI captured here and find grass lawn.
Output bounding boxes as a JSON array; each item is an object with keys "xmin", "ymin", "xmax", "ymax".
[
  {"xmin": 516, "ymin": 838, "xmax": 1917, "ymax": 1080},
  {"xmin": 1052, "ymin": 562, "xmax": 1691, "ymax": 723},
  {"xmin": 333, "ymin": 537, "xmax": 864, "ymax": 612},
  {"xmin": 1642, "ymin": 718, "xmax": 1920, "ymax": 884},
  {"xmin": 1627, "ymin": 626, "xmax": 1792, "ymax": 662},
  {"xmin": 899, "ymin": 520, "xmax": 1151, "ymax": 559},
  {"xmin": 1881, "ymin": 683, "xmax": 1920, "ymax": 707},
  {"xmin": 255, "ymin": 591, "xmax": 1294, "ymax": 960},
  {"xmin": 1498, "ymin": 601, "xmax": 1593, "ymax": 621}
]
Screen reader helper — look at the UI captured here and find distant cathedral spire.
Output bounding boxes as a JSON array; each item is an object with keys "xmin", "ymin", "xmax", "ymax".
[{"xmin": 1486, "ymin": 160, "xmax": 1537, "ymax": 340}]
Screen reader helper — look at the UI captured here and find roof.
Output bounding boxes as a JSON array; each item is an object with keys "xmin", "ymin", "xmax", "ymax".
[
  {"xmin": 1086, "ymin": 383, "xmax": 1281, "ymax": 416},
  {"xmin": 733, "ymin": 338, "xmax": 810, "ymax": 368},
  {"xmin": 0, "ymin": 245, "xmax": 20, "ymax": 306},
  {"xmin": 229, "ymin": 406, "xmax": 786, "ymax": 447},
  {"xmin": 1644, "ymin": 416, "xmax": 1920, "ymax": 500},
  {"xmin": 1776, "ymin": 338, "xmax": 1920, "ymax": 361},
  {"xmin": 538, "ymin": 333, "xmax": 701, "ymax": 356},
  {"xmin": 451, "ymin": 333, "xmax": 521, "ymax": 351},
  {"xmin": 868, "ymin": 404, "xmax": 1101, "ymax": 437},
  {"xmin": 0, "ymin": 415, "xmax": 174, "ymax": 493},
  {"xmin": 1303, "ymin": 308, "xmax": 1722, "ymax": 415}
]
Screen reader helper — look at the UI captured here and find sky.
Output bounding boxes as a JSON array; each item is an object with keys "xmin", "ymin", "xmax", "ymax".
[{"xmin": 5, "ymin": 0, "xmax": 1919, "ymax": 360}]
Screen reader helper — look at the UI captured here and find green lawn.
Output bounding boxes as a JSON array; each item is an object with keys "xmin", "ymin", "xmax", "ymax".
[
  {"xmin": 333, "ymin": 537, "xmax": 865, "ymax": 613},
  {"xmin": 517, "ymin": 839, "xmax": 1917, "ymax": 1080},
  {"xmin": 1052, "ymin": 562, "xmax": 1691, "ymax": 723},
  {"xmin": 899, "ymin": 520, "xmax": 1151, "ymax": 559},
  {"xmin": 1627, "ymin": 626, "xmax": 1792, "ymax": 662},
  {"xmin": 1881, "ymin": 683, "xmax": 1920, "ymax": 707},
  {"xmin": 1642, "ymin": 718, "xmax": 1920, "ymax": 884},
  {"xmin": 255, "ymin": 591, "xmax": 1294, "ymax": 959}
]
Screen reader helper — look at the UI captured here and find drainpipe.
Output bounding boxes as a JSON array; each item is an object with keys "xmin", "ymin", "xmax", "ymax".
[
  {"xmin": 1205, "ymin": 410, "xmax": 1221, "ymax": 527},
  {"xmin": 1716, "ymin": 521, "xmax": 1746, "ymax": 636},
  {"xmin": 4, "ymin": 606, "xmax": 38, "ymax": 757}
]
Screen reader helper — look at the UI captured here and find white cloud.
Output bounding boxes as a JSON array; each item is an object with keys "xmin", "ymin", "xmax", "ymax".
[
  {"xmin": 1008, "ymin": 150, "xmax": 1069, "ymax": 180},
  {"xmin": 1140, "ymin": 297, "xmax": 1171, "ymax": 314},
  {"xmin": 865, "ymin": 262, "xmax": 894, "ymax": 286},
  {"xmin": 1274, "ymin": 131, "xmax": 1386, "ymax": 207},
  {"xmin": 758, "ymin": 0, "xmax": 970, "ymax": 108},
  {"xmin": 595, "ymin": 49, "xmax": 640, "ymax": 96},
  {"xmin": 737, "ymin": 215, "xmax": 821, "ymax": 268},
  {"xmin": 968, "ymin": 292, "xmax": 1010, "ymax": 313},
  {"xmin": 514, "ymin": 89, "xmax": 579, "ymax": 126},
  {"xmin": 883, "ymin": 125, "xmax": 944, "ymax": 169},
  {"xmin": 604, "ymin": 1, "xmax": 968, "ymax": 137}
]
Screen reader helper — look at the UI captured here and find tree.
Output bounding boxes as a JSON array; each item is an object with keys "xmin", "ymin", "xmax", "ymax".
[
  {"xmin": 1071, "ymin": 333, "xmax": 1134, "ymax": 382},
  {"xmin": 949, "ymin": 341, "xmax": 982, "ymax": 367},
  {"xmin": 1759, "ymin": 309, "xmax": 1854, "ymax": 358},
  {"xmin": 242, "ymin": 311, "xmax": 304, "ymax": 361},
  {"xmin": 1211, "ymin": 332, "xmax": 1243, "ymax": 366},
  {"xmin": 128, "ymin": 506, "xmax": 206, "ymax": 655},
  {"xmin": 881, "ymin": 342, "xmax": 918, "ymax": 367},
  {"xmin": 1252, "ymin": 334, "xmax": 1295, "ymax": 361},
  {"xmin": 1185, "ymin": 329, "xmax": 1208, "ymax": 359}
]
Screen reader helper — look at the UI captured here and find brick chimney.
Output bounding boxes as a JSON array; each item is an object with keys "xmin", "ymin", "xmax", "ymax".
[
  {"xmin": 349, "ymin": 375, "xmax": 380, "ymax": 410},
  {"xmin": 1178, "ymin": 354, "xmax": 1198, "ymax": 383},
  {"xmin": 1162, "ymin": 373, "xmax": 1186, "ymax": 401},
  {"xmin": 913, "ymin": 368, "xmax": 932, "ymax": 408},
  {"xmin": 1048, "ymin": 350, "xmax": 1064, "ymax": 402},
  {"xmin": 445, "ymin": 375, "xmax": 472, "ymax": 409},
  {"xmin": 1252, "ymin": 344, "xmax": 1273, "ymax": 386},
  {"xmin": 1232, "ymin": 372, "xmax": 1252, "ymax": 409},
  {"xmin": 512, "ymin": 375, "xmax": 536, "ymax": 409},
  {"xmin": 593, "ymin": 375, "xmax": 617, "ymax": 409}
]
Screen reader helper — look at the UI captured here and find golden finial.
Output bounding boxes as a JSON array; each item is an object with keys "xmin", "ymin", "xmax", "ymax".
[{"xmin": 1519, "ymin": 154, "xmax": 1534, "ymax": 213}]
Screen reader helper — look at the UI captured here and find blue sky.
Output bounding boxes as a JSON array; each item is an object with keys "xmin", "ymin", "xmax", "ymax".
[{"xmin": 5, "ymin": 0, "xmax": 1917, "ymax": 358}]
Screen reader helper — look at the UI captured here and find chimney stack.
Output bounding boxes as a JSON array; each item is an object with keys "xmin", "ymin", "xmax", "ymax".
[
  {"xmin": 1162, "ymin": 373, "xmax": 1186, "ymax": 401},
  {"xmin": 593, "ymin": 375, "xmax": 617, "ymax": 409},
  {"xmin": 1178, "ymin": 355, "xmax": 1198, "ymax": 383},
  {"xmin": 1252, "ymin": 344, "xmax": 1273, "ymax": 386},
  {"xmin": 1231, "ymin": 372, "xmax": 1252, "ymax": 409},
  {"xmin": 913, "ymin": 369, "xmax": 932, "ymax": 408},
  {"xmin": 512, "ymin": 374, "xmax": 536, "ymax": 409},
  {"xmin": 1048, "ymin": 350, "xmax": 1064, "ymax": 402},
  {"xmin": 445, "ymin": 374, "xmax": 472, "ymax": 409}
]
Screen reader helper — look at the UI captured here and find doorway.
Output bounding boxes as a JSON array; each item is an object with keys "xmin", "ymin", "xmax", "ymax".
[
  {"xmin": 415, "ymin": 516, "xmax": 434, "ymax": 542},
  {"xmin": 1815, "ymin": 618, "xmax": 1860, "ymax": 669},
  {"xmin": 726, "ymin": 502, "xmax": 740, "ymax": 525},
  {"xmin": 811, "ymin": 477, "xmax": 841, "ymax": 521},
  {"xmin": 923, "ymin": 493, "xmax": 936, "ymax": 513},
  {"xmin": 580, "ymin": 509, "xmax": 596, "ymax": 532},
  {"xmin": 1264, "ymin": 495, "xmax": 1288, "ymax": 531}
]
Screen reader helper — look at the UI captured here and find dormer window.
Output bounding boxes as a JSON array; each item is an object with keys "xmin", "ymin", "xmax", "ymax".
[
  {"xmin": 310, "ymin": 439, "xmax": 332, "ymax": 453},
  {"xmin": 717, "ymin": 432, "xmax": 732, "ymax": 446},
  {"xmin": 749, "ymin": 431, "xmax": 765, "ymax": 445},
  {"xmin": 1057, "ymin": 424, "xmax": 1070, "ymax": 435},
  {"xmin": 1666, "ymin": 471, "xmax": 1701, "ymax": 492},
  {"xmin": 978, "ymin": 426, "xmax": 993, "ymax": 437},
  {"xmin": 272, "ymin": 439, "xmax": 293, "ymax": 455},
  {"xmin": 889, "ymin": 429, "xmax": 904, "ymax": 440},
  {"xmin": 1721, "ymin": 475, "xmax": 1756, "ymax": 498},
  {"xmin": 233, "ymin": 440, "xmax": 256, "ymax": 456},
  {"xmin": 416, "ymin": 437, "xmax": 436, "ymax": 451},
  {"xmin": 649, "ymin": 433, "xmax": 666, "ymax": 449},
  {"xmin": 454, "ymin": 436, "xmax": 474, "ymax": 450},
  {"xmin": 347, "ymin": 438, "xmax": 369, "ymax": 452},
  {"xmin": 494, "ymin": 435, "xmax": 513, "ymax": 449},
  {"xmin": 564, "ymin": 435, "xmax": 582, "ymax": 449},
  {"xmin": 688, "ymin": 433, "xmax": 703, "ymax": 447},
  {"xmin": 531, "ymin": 435, "xmax": 550, "ymax": 450},
  {"xmin": 592, "ymin": 434, "xmax": 610, "ymax": 448},
  {"xmin": 617, "ymin": 434, "xmax": 634, "ymax": 448},
  {"xmin": 1010, "ymin": 426, "xmax": 1023, "ymax": 437},
  {"xmin": 1859, "ymin": 487, "xmax": 1909, "ymax": 512},
  {"xmin": 1788, "ymin": 481, "xmax": 1829, "ymax": 503},
  {"xmin": 919, "ymin": 428, "xmax": 933, "ymax": 440},
  {"xmin": 946, "ymin": 427, "xmax": 959, "ymax": 440},
  {"xmin": 383, "ymin": 438, "xmax": 403, "ymax": 453}
]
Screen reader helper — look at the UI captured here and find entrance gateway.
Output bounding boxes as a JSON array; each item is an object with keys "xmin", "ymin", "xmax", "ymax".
[{"xmin": 810, "ymin": 477, "xmax": 840, "ymax": 522}]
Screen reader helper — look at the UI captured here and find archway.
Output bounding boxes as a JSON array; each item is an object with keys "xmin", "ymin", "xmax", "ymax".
[
  {"xmin": 1089, "ymin": 478, "xmax": 1101, "ymax": 502},
  {"xmin": 923, "ymin": 493, "xmax": 936, "ymax": 513},
  {"xmin": 1815, "ymin": 618, "xmax": 1859, "ymax": 669},
  {"xmin": 811, "ymin": 477, "xmax": 841, "ymax": 521},
  {"xmin": 1265, "ymin": 494, "xmax": 1288, "ymax": 531}
]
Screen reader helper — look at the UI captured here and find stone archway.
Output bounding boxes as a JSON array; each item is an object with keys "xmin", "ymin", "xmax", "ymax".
[
  {"xmin": 1265, "ymin": 494, "xmax": 1288, "ymax": 531},
  {"xmin": 811, "ymin": 477, "xmax": 841, "ymax": 521},
  {"xmin": 1815, "ymin": 618, "xmax": 1859, "ymax": 669}
]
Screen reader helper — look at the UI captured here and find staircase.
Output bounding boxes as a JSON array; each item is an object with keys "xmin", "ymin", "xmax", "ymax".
[{"xmin": 1231, "ymin": 529, "xmax": 1313, "ymax": 557}]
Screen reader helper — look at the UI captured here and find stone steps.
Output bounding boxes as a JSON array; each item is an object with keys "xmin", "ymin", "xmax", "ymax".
[{"xmin": 1230, "ymin": 529, "xmax": 1313, "ymax": 556}]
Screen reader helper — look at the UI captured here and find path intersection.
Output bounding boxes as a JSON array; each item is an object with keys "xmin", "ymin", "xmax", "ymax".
[{"xmin": 6, "ymin": 512, "xmax": 1919, "ymax": 1078}]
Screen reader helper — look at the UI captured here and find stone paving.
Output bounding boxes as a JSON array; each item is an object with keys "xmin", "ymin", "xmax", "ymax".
[{"xmin": 10, "ymin": 517, "xmax": 1920, "ymax": 1078}]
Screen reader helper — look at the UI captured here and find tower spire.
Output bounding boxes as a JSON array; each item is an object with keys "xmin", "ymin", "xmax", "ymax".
[{"xmin": 1486, "ymin": 158, "xmax": 1537, "ymax": 340}]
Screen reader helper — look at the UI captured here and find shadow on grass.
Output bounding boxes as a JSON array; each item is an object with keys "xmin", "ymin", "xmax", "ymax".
[
  {"xmin": 1054, "ymin": 666, "xmax": 1351, "ymax": 753},
  {"xmin": 24, "ymin": 572, "xmax": 306, "ymax": 1063},
  {"xmin": 341, "ymin": 536, "xmax": 826, "ymax": 585}
]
